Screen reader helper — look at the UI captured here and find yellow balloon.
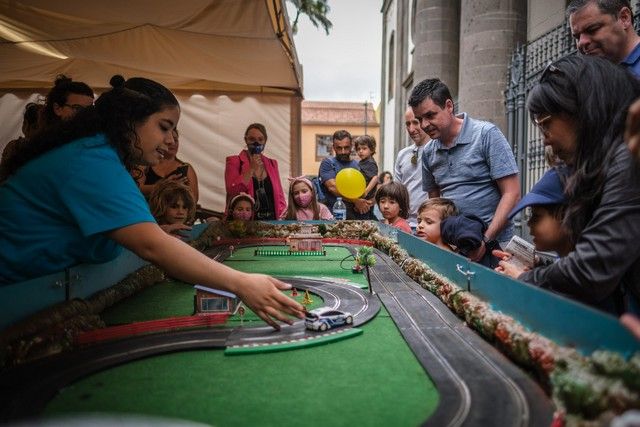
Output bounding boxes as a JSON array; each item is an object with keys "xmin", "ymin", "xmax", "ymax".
[{"xmin": 336, "ymin": 168, "xmax": 366, "ymax": 199}]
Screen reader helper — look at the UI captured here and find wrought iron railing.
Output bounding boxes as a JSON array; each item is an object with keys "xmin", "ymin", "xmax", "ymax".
[{"xmin": 504, "ymin": 4, "xmax": 640, "ymax": 236}]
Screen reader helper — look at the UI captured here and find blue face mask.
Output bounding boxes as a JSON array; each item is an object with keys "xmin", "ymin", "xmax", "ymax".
[{"xmin": 248, "ymin": 142, "xmax": 265, "ymax": 155}]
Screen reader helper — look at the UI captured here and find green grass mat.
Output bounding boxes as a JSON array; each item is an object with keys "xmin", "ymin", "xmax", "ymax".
[
  {"xmin": 45, "ymin": 308, "xmax": 439, "ymax": 427},
  {"xmin": 53, "ymin": 244, "xmax": 441, "ymax": 426}
]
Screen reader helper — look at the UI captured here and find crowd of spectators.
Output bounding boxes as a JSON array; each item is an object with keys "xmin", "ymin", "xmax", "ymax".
[{"xmin": 1, "ymin": 0, "xmax": 640, "ymax": 332}]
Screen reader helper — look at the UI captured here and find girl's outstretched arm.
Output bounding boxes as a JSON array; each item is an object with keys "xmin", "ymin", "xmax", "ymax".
[{"xmin": 108, "ymin": 222, "xmax": 305, "ymax": 329}]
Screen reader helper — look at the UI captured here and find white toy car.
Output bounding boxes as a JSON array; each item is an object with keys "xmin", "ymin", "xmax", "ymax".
[{"xmin": 305, "ymin": 308, "xmax": 353, "ymax": 331}]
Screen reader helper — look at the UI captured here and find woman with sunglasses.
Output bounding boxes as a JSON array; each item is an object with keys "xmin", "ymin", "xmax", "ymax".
[
  {"xmin": 224, "ymin": 123, "xmax": 287, "ymax": 220},
  {"xmin": 512, "ymin": 55, "xmax": 640, "ymax": 315}
]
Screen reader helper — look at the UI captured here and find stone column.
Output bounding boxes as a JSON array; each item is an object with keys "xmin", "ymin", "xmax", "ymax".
[
  {"xmin": 458, "ymin": 0, "xmax": 526, "ymax": 132},
  {"xmin": 413, "ymin": 0, "xmax": 461, "ymax": 97}
]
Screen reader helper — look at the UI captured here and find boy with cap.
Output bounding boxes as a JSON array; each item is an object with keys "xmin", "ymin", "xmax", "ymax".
[
  {"xmin": 419, "ymin": 197, "xmax": 501, "ymax": 267},
  {"xmin": 415, "ymin": 198, "xmax": 458, "ymax": 251},
  {"xmin": 441, "ymin": 213, "xmax": 501, "ymax": 268},
  {"xmin": 493, "ymin": 168, "xmax": 571, "ymax": 278}
]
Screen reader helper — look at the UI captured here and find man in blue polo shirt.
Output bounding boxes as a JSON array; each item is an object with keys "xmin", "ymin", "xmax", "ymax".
[
  {"xmin": 318, "ymin": 130, "xmax": 367, "ymax": 219},
  {"xmin": 568, "ymin": 0, "xmax": 640, "ymax": 77},
  {"xmin": 409, "ymin": 78, "xmax": 520, "ymax": 260}
]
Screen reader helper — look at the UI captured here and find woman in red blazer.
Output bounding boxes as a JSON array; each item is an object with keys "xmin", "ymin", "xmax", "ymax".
[{"xmin": 225, "ymin": 123, "xmax": 286, "ymax": 219}]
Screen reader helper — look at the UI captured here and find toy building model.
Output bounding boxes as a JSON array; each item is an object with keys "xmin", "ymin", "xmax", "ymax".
[
  {"xmin": 288, "ymin": 224, "xmax": 323, "ymax": 252},
  {"xmin": 194, "ymin": 285, "xmax": 239, "ymax": 314}
]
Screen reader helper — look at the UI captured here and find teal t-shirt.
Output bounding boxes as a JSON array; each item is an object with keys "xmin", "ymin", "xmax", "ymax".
[{"xmin": 0, "ymin": 134, "xmax": 155, "ymax": 284}]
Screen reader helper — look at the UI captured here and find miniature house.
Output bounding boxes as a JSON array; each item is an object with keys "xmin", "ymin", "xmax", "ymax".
[
  {"xmin": 194, "ymin": 285, "xmax": 239, "ymax": 314},
  {"xmin": 288, "ymin": 224, "xmax": 323, "ymax": 252}
]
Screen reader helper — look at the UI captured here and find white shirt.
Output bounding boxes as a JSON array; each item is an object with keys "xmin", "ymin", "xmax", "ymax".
[{"xmin": 394, "ymin": 142, "xmax": 429, "ymax": 228}]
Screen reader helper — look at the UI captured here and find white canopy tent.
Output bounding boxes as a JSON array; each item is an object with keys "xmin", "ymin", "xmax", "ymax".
[{"xmin": 0, "ymin": 0, "xmax": 303, "ymax": 211}]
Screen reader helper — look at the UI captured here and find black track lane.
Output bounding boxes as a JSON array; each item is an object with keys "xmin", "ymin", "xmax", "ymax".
[
  {"xmin": 0, "ymin": 329, "xmax": 231, "ymax": 421},
  {"xmin": 370, "ymin": 249, "xmax": 554, "ymax": 427}
]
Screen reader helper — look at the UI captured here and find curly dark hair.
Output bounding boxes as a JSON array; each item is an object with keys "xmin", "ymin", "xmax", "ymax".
[
  {"xmin": 527, "ymin": 55, "xmax": 640, "ymax": 244},
  {"xmin": 149, "ymin": 180, "xmax": 196, "ymax": 225},
  {"xmin": 41, "ymin": 74, "xmax": 94, "ymax": 128},
  {"xmin": 353, "ymin": 134, "xmax": 376, "ymax": 154},
  {"xmin": 0, "ymin": 75, "xmax": 179, "ymax": 182}
]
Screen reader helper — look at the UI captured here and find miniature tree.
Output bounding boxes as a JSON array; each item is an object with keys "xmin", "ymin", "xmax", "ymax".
[
  {"xmin": 302, "ymin": 289, "xmax": 313, "ymax": 306},
  {"xmin": 356, "ymin": 246, "xmax": 376, "ymax": 294}
]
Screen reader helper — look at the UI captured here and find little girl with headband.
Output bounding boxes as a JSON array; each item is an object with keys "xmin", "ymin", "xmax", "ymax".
[
  {"xmin": 281, "ymin": 176, "xmax": 333, "ymax": 220},
  {"xmin": 227, "ymin": 192, "xmax": 255, "ymax": 221}
]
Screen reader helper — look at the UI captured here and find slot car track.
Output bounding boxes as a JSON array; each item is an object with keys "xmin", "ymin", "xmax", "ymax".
[
  {"xmin": 0, "ymin": 245, "xmax": 380, "ymax": 422},
  {"xmin": 0, "ymin": 243, "xmax": 554, "ymax": 425},
  {"xmin": 369, "ymin": 248, "xmax": 554, "ymax": 427}
]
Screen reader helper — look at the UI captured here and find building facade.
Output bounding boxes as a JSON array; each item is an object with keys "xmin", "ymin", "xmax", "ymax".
[
  {"xmin": 380, "ymin": 0, "xmax": 565, "ymax": 172},
  {"xmin": 300, "ymin": 101, "xmax": 381, "ymax": 177},
  {"xmin": 382, "ymin": 1, "xmax": 640, "ymax": 236}
]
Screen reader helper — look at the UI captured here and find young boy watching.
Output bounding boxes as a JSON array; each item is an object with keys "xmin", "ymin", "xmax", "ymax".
[
  {"xmin": 416, "ymin": 198, "xmax": 458, "ymax": 251},
  {"xmin": 353, "ymin": 135, "xmax": 378, "ymax": 219},
  {"xmin": 494, "ymin": 168, "xmax": 570, "ymax": 278}
]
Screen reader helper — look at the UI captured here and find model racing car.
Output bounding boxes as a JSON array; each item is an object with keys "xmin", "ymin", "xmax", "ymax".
[{"xmin": 305, "ymin": 307, "xmax": 353, "ymax": 331}]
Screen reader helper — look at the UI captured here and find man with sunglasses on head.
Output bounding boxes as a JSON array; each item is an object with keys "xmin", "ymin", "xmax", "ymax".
[
  {"xmin": 393, "ymin": 107, "xmax": 430, "ymax": 229},
  {"xmin": 409, "ymin": 78, "xmax": 520, "ymax": 261},
  {"xmin": 568, "ymin": 0, "xmax": 640, "ymax": 76}
]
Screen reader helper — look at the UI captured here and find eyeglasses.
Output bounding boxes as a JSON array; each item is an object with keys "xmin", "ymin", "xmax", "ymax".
[
  {"xmin": 533, "ymin": 114, "xmax": 552, "ymax": 133},
  {"xmin": 64, "ymin": 103, "xmax": 89, "ymax": 112}
]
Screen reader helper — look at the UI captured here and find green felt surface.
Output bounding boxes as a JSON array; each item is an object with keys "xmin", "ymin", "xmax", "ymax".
[
  {"xmin": 45, "ymin": 308, "xmax": 439, "ymax": 427},
  {"xmin": 225, "ymin": 245, "xmax": 369, "ymax": 289},
  {"xmin": 101, "ymin": 280, "xmax": 195, "ymax": 325},
  {"xmin": 45, "ymin": 244, "xmax": 440, "ymax": 426}
]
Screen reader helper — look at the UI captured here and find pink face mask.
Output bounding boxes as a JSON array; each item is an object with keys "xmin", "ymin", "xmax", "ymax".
[
  {"xmin": 234, "ymin": 211, "xmax": 253, "ymax": 221},
  {"xmin": 294, "ymin": 192, "xmax": 313, "ymax": 208}
]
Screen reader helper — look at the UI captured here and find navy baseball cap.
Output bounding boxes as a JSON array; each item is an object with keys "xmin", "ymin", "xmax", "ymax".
[
  {"xmin": 441, "ymin": 214, "xmax": 487, "ymax": 256},
  {"xmin": 509, "ymin": 168, "xmax": 565, "ymax": 219}
]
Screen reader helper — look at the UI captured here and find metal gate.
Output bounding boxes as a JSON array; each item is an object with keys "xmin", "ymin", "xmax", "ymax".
[{"xmin": 504, "ymin": 5, "xmax": 640, "ymax": 237}]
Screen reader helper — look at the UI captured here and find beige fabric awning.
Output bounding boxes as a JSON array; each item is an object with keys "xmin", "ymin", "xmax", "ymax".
[{"xmin": 0, "ymin": 0, "xmax": 303, "ymax": 93}]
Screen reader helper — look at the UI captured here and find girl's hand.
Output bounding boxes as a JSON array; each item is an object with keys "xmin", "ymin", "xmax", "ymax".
[{"xmin": 234, "ymin": 273, "xmax": 305, "ymax": 329}]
